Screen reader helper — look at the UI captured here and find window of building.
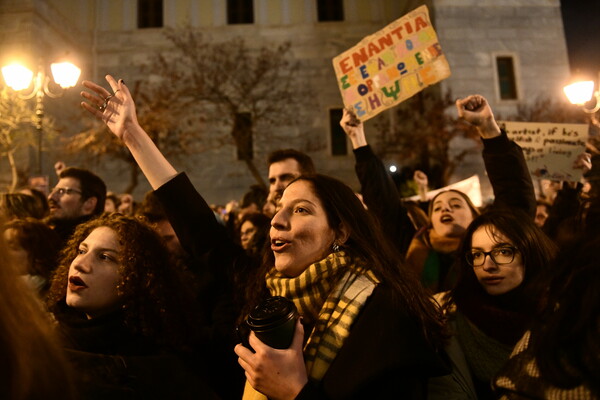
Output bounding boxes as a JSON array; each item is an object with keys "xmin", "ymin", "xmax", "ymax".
[
  {"xmin": 496, "ymin": 56, "xmax": 518, "ymax": 100},
  {"xmin": 235, "ymin": 112, "xmax": 253, "ymax": 160},
  {"xmin": 138, "ymin": 0, "xmax": 163, "ymax": 28},
  {"xmin": 227, "ymin": 0, "xmax": 254, "ymax": 24},
  {"xmin": 329, "ymin": 108, "xmax": 347, "ymax": 156},
  {"xmin": 317, "ymin": 0, "xmax": 344, "ymax": 22}
]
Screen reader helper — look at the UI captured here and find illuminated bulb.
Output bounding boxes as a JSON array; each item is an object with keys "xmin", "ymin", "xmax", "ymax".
[
  {"xmin": 51, "ymin": 62, "xmax": 81, "ymax": 88},
  {"xmin": 563, "ymin": 81, "xmax": 595, "ymax": 105},
  {"xmin": 2, "ymin": 64, "xmax": 33, "ymax": 91}
]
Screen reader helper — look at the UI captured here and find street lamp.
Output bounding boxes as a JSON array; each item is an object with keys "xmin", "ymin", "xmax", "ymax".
[
  {"xmin": 1, "ymin": 59, "xmax": 81, "ymax": 175},
  {"xmin": 563, "ymin": 73, "xmax": 600, "ymax": 127}
]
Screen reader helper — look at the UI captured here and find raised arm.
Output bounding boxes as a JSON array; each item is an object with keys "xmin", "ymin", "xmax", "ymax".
[
  {"xmin": 80, "ymin": 75, "xmax": 177, "ymax": 189},
  {"xmin": 340, "ymin": 108, "xmax": 416, "ymax": 255},
  {"xmin": 456, "ymin": 95, "xmax": 535, "ymax": 216}
]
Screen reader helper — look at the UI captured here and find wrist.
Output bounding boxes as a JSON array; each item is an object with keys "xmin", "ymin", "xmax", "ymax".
[
  {"xmin": 477, "ymin": 120, "xmax": 501, "ymax": 139},
  {"xmin": 350, "ymin": 135, "xmax": 368, "ymax": 149}
]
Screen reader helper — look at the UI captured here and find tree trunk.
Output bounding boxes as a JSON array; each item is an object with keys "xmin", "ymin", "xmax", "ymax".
[
  {"xmin": 244, "ymin": 158, "xmax": 266, "ymax": 189},
  {"xmin": 7, "ymin": 149, "xmax": 18, "ymax": 192},
  {"xmin": 230, "ymin": 114, "xmax": 267, "ymax": 190}
]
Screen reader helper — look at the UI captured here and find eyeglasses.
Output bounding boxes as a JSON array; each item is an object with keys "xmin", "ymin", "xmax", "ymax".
[
  {"xmin": 466, "ymin": 246, "xmax": 518, "ymax": 267},
  {"xmin": 50, "ymin": 187, "xmax": 83, "ymax": 197}
]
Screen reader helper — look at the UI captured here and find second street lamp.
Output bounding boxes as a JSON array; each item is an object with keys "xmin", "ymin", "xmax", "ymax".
[
  {"xmin": 563, "ymin": 72, "xmax": 600, "ymax": 127},
  {"xmin": 1, "ymin": 59, "xmax": 81, "ymax": 176}
]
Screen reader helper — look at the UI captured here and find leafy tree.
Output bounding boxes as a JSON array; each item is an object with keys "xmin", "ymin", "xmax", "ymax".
[
  {"xmin": 65, "ymin": 79, "xmax": 204, "ymax": 193},
  {"xmin": 67, "ymin": 28, "xmax": 308, "ymax": 192},
  {"xmin": 373, "ymin": 87, "xmax": 479, "ymax": 190},
  {"xmin": 373, "ymin": 90, "xmax": 597, "ymax": 194},
  {"xmin": 151, "ymin": 28, "xmax": 309, "ymax": 188},
  {"xmin": 0, "ymin": 86, "xmax": 54, "ymax": 192}
]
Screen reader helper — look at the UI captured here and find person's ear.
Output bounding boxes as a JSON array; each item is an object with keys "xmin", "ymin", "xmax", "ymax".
[
  {"xmin": 81, "ymin": 196, "xmax": 98, "ymax": 215},
  {"xmin": 336, "ymin": 222, "xmax": 350, "ymax": 245}
]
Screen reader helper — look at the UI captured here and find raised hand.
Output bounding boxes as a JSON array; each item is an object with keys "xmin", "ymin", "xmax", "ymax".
[
  {"xmin": 80, "ymin": 75, "xmax": 138, "ymax": 143},
  {"xmin": 456, "ymin": 95, "xmax": 501, "ymax": 139},
  {"xmin": 340, "ymin": 108, "xmax": 367, "ymax": 149}
]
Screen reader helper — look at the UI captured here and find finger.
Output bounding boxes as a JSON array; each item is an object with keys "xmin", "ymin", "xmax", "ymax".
[
  {"xmin": 105, "ymin": 74, "xmax": 120, "ymax": 94},
  {"xmin": 290, "ymin": 318, "xmax": 305, "ymax": 350},
  {"xmin": 247, "ymin": 331, "xmax": 266, "ymax": 351},
  {"xmin": 81, "ymin": 90, "xmax": 105, "ymax": 108},
  {"xmin": 456, "ymin": 99, "xmax": 465, "ymax": 118},
  {"xmin": 117, "ymin": 78, "xmax": 133, "ymax": 100},
  {"xmin": 82, "ymin": 80, "xmax": 112, "ymax": 98},
  {"xmin": 80, "ymin": 101, "xmax": 104, "ymax": 119}
]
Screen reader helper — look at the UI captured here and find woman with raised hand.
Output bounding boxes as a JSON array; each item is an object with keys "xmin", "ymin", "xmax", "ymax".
[
  {"xmin": 80, "ymin": 75, "xmax": 448, "ymax": 399},
  {"xmin": 340, "ymin": 95, "xmax": 536, "ymax": 293},
  {"xmin": 82, "ymin": 75, "xmax": 245, "ymax": 399}
]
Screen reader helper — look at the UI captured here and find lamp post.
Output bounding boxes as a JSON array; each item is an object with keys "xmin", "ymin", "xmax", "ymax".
[
  {"xmin": 563, "ymin": 72, "xmax": 600, "ymax": 128},
  {"xmin": 1, "ymin": 60, "xmax": 81, "ymax": 175}
]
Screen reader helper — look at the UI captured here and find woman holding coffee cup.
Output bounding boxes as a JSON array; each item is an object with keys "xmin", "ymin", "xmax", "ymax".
[
  {"xmin": 235, "ymin": 174, "xmax": 448, "ymax": 399},
  {"xmin": 81, "ymin": 75, "xmax": 448, "ymax": 399}
]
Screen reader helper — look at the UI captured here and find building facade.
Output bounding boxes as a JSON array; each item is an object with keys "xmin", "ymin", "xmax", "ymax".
[{"xmin": 0, "ymin": 0, "xmax": 571, "ymax": 204}]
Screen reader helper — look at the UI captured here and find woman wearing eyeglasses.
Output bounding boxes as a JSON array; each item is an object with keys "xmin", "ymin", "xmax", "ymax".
[{"xmin": 428, "ymin": 210, "xmax": 557, "ymax": 399}]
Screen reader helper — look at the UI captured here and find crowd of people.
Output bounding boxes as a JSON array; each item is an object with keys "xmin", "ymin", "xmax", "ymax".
[{"xmin": 0, "ymin": 73, "xmax": 597, "ymax": 400}]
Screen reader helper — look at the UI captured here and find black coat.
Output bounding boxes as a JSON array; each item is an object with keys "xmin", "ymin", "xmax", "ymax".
[
  {"xmin": 55, "ymin": 307, "xmax": 219, "ymax": 399},
  {"xmin": 297, "ymin": 285, "xmax": 448, "ymax": 399},
  {"xmin": 154, "ymin": 174, "xmax": 247, "ymax": 399}
]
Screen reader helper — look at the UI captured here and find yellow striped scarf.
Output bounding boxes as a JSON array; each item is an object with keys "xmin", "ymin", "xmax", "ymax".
[
  {"xmin": 242, "ymin": 251, "xmax": 378, "ymax": 400},
  {"xmin": 266, "ymin": 250, "xmax": 379, "ymax": 380}
]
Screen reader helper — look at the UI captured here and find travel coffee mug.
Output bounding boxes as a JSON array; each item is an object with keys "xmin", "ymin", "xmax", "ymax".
[{"xmin": 243, "ymin": 296, "xmax": 298, "ymax": 350}]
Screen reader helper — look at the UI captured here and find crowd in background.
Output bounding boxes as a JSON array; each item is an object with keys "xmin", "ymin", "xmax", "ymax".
[{"xmin": 0, "ymin": 76, "xmax": 598, "ymax": 400}]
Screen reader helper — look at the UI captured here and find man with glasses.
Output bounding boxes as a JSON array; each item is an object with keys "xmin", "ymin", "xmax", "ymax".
[{"xmin": 47, "ymin": 167, "xmax": 107, "ymax": 247}]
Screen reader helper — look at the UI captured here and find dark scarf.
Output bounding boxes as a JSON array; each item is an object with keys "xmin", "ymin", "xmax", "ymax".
[
  {"xmin": 55, "ymin": 304, "xmax": 155, "ymax": 356},
  {"xmin": 454, "ymin": 283, "xmax": 536, "ymax": 345}
]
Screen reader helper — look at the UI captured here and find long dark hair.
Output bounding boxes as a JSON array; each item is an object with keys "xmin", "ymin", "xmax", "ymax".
[
  {"xmin": 444, "ymin": 210, "xmax": 558, "ymax": 313},
  {"xmin": 252, "ymin": 174, "xmax": 446, "ymax": 349},
  {"xmin": 47, "ymin": 213, "xmax": 199, "ymax": 350},
  {"xmin": 528, "ymin": 229, "xmax": 599, "ymax": 394}
]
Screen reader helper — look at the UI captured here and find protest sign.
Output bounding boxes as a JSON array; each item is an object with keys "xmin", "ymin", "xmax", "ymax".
[
  {"xmin": 403, "ymin": 174, "xmax": 482, "ymax": 207},
  {"xmin": 499, "ymin": 121, "xmax": 589, "ymax": 181},
  {"xmin": 332, "ymin": 5, "xmax": 450, "ymax": 122}
]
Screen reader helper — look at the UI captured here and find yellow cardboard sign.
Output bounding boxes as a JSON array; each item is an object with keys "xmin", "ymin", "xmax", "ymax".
[{"xmin": 332, "ymin": 5, "xmax": 451, "ymax": 121}]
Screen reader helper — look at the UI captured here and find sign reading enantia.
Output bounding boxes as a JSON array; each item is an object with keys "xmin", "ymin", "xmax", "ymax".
[{"xmin": 332, "ymin": 5, "xmax": 451, "ymax": 122}]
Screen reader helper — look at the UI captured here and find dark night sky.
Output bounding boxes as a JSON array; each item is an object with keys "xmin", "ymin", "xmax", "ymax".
[{"xmin": 560, "ymin": 0, "xmax": 600, "ymax": 80}]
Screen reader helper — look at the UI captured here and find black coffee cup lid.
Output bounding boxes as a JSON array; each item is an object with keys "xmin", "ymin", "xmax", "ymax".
[{"xmin": 246, "ymin": 296, "xmax": 297, "ymax": 328}]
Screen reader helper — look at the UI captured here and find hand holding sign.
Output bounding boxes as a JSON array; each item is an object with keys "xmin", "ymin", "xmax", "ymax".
[
  {"xmin": 340, "ymin": 108, "xmax": 367, "ymax": 149},
  {"xmin": 332, "ymin": 5, "xmax": 450, "ymax": 122}
]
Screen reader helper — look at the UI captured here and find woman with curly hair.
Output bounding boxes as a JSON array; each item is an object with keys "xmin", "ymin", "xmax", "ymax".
[{"xmin": 46, "ymin": 213, "xmax": 218, "ymax": 399}]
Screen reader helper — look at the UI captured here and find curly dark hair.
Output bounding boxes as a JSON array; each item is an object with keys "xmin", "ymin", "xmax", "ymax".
[{"xmin": 46, "ymin": 213, "xmax": 199, "ymax": 350}]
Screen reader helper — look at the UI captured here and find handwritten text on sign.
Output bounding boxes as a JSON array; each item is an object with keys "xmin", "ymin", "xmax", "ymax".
[
  {"xmin": 332, "ymin": 5, "xmax": 451, "ymax": 122},
  {"xmin": 500, "ymin": 121, "xmax": 589, "ymax": 182}
]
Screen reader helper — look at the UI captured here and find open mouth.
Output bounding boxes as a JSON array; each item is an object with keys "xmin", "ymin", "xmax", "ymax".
[
  {"xmin": 271, "ymin": 238, "xmax": 290, "ymax": 251},
  {"xmin": 68, "ymin": 276, "xmax": 87, "ymax": 290},
  {"xmin": 440, "ymin": 215, "xmax": 454, "ymax": 223}
]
